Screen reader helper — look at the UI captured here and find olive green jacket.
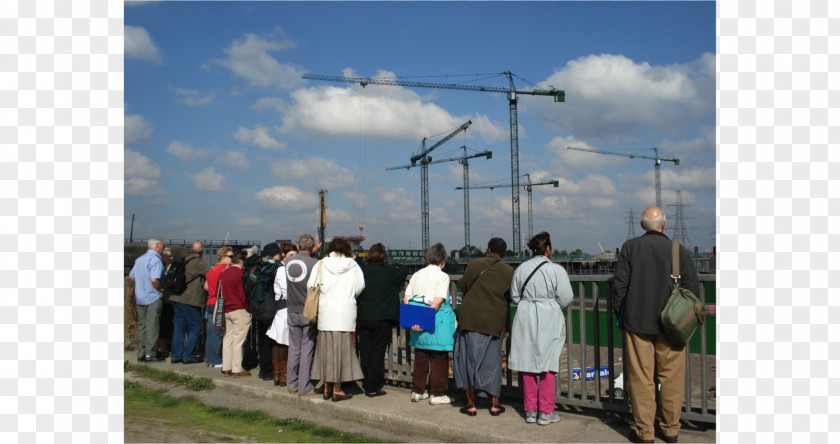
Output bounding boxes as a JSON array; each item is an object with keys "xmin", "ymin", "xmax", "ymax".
[
  {"xmin": 457, "ymin": 255, "xmax": 514, "ymax": 337},
  {"xmin": 169, "ymin": 254, "xmax": 210, "ymax": 308}
]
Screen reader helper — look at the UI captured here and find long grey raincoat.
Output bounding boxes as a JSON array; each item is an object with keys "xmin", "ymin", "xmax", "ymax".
[{"xmin": 508, "ymin": 256, "xmax": 574, "ymax": 374}]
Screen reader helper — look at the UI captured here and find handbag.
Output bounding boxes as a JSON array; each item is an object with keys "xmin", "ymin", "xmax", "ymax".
[
  {"xmin": 212, "ymin": 276, "xmax": 225, "ymax": 331},
  {"xmin": 660, "ymin": 240, "xmax": 705, "ymax": 348},
  {"xmin": 302, "ymin": 261, "xmax": 323, "ymax": 324}
]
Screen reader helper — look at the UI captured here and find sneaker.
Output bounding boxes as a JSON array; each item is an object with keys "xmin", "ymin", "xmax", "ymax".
[
  {"xmin": 525, "ymin": 411, "xmax": 538, "ymax": 423},
  {"xmin": 410, "ymin": 391, "xmax": 430, "ymax": 402},
  {"xmin": 537, "ymin": 411, "xmax": 561, "ymax": 426},
  {"xmin": 206, "ymin": 363, "xmax": 222, "ymax": 368},
  {"xmin": 429, "ymin": 394, "xmax": 451, "ymax": 405}
]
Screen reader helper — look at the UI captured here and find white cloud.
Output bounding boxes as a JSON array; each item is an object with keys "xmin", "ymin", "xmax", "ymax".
[
  {"xmin": 235, "ymin": 124, "xmax": 285, "ymax": 150},
  {"xmin": 172, "ymin": 86, "xmax": 215, "ymax": 106},
  {"xmin": 217, "ymin": 151, "xmax": 251, "ymax": 173},
  {"xmin": 254, "ymin": 185, "xmax": 317, "ymax": 211},
  {"xmin": 124, "ymin": 25, "xmax": 163, "ymax": 65},
  {"xmin": 126, "ymin": 178, "xmax": 162, "ymax": 196},
  {"xmin": 125, "ymin": 114, "xmax": 153, "ymax": 145},
  {"xmin": 148, "ymin": 198, "xmax": 173, "ymax": 206},
  {"xmin": 239, "ymin": 217, "xmax": 263, "ymax": 226},
  {"xmin": 188, "ymin": 167, "xmax": 225, "ymax": 192},
  {"xmin": 430, "ymin": 206, "xmax": 455, "ymax": 225},
  {"xmin": 283, "ymin": 70, "xmax": 505, "ymax": 142},
  {"xmin": 658, "ymin": 166, "xmax": 716, "ymax": 190},
  {"xmin": 310, "ymin": 207, "xmax": 353, "ymax": 226},
  {"xmin": 125, "ymin": 149, "xmax": 163, "ymax": 196},
  {"xmin": 554, "ymin": 173, "xmax": 616, "ymax": 196},
  {"xmin": 125, "ymin": 149, "xmax": 161, "ymax": 179},
  {"xmin": 250, "ymin": 97, "xmax": 286, "ymax": 114},
  {"xmin": 211, "ymin": 27, "xmax": 303, "ymax": 90},
  {"xmin": 342, "ymin": 191, "xmax": 368, "ymax": 211},
  {"xmin": 545, "ymin": 136, "xmax": 626, "ymax": 170},
  {"xmin": 270, "ymin": 157, "xmax": 354, "ymax": 190},
  {"xmin": 166, "ymin": 140, "xmax": 211, "ymax": 161},
  {"xmin": 534, "ymin": 53, "xmax": 715, "ymax": 140}
]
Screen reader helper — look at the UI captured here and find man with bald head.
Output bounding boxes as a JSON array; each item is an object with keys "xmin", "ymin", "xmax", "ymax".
[
  {"xmin": 613, "ymin": 206, "xmax": 700, "ymax": 444},
  {"xmin": 169, "ymin": 241, "xmax": 210, "ymax": 364},
  {"xmin": 129, "ymin": 238, "xmax": 166, "ymax": 363}
]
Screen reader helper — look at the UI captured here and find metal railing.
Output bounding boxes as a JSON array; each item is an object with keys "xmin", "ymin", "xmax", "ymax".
[
  {"xmin": 382, "ymin": 273, "xmax": 716, "ymax": 424},
  {"xmin": 126, "ymin": 238, "xmax": 262, "ymax": 248}
]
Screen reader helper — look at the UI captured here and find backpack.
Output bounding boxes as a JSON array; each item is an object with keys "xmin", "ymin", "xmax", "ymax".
[
  {"xmin": 660, "ymin": 241, "xmax": 705, "ymax": 348},
  {"xmin": 166, "ymin": 256, "xmax": 198, "ymax": 295},
  {"xmin": 241, "ymin": 254, "xmax": 263, "ymax": 301},
  {"xmin": 250, "ymin": 261, "xmax": 281, "ymax": 322}
]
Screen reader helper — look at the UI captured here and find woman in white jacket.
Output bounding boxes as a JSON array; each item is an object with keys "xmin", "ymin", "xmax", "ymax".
[{"xmin": 307, "ymin": 239, "xmax": 365, "ymax": 401}]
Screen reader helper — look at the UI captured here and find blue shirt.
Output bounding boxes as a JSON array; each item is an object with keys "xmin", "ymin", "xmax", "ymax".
[{"xmin": 130, "ymin": 250, "xmax": 163, "ymax": 306}]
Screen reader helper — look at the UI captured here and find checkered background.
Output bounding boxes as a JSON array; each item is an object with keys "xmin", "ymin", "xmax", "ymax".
[{"xmin": 0, "ymin": 0, "xmax": 837, "ymax": 442}]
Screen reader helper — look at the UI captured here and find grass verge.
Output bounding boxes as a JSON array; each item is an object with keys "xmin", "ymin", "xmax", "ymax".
[
  {"xmin": 125, "ymin": 381, "xmax": 389, "ymax": 443},
  {"xmin": 125, "ymin": 360, "xmax": 215, "ymax": 391}
]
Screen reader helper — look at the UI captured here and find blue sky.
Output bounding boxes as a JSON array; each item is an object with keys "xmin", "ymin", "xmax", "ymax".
[{"xmin": 124, "ymin": 1, "xmax": 716, "ymax": 255}]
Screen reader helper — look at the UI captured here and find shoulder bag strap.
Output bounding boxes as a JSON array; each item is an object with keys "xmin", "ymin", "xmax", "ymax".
[
  {"xmin": 184, "ymin": 256, "xmax": 205, "ymax": 285},
  {"xmin": 216, "ymin": 272, "xmax": 223, "ymax": 300},
  {"xmin": 314, "ymin": 261, "xmax": 324, "ymax": 286},
  {"xmin": 519, "ymin": 259, "xmax": 550, "ymax": 296},
  {"xmin": 463, "ymin": 259, "xmax": 499, "ymax": 300},
  {"xmin": 671, "ymin": 240, "xmax": 681, "ymax": 286}
]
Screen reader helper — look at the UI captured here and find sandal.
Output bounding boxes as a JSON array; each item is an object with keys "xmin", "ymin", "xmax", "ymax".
[
  {"xmin": 459, "ymin": 404, "xmax": 477, "ymax": 417},
  {"xmin": 489, "ymin": 404, "xmax": 506, "ymax": 416}
]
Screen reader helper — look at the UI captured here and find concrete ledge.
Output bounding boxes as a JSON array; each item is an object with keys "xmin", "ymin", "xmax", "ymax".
[{"xmin": 125, "ymin": 350, "xmax": 715, "ymax": 443}]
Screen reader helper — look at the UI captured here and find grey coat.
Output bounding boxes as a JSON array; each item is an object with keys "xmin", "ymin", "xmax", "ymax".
[{"xmin": 508, "ymin": 256, "xmax": 574, "ymax": 374}]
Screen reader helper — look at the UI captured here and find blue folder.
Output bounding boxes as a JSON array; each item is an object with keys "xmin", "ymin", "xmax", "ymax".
[{"xmin": 399, "ymin": 303, "xmax": 436, "ymax": 331}]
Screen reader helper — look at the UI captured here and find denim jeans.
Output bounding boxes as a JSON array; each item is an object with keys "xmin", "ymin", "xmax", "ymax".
[
  {"xmin": 204, "ymin": 305, "xmax": 224, "ymax": 365},
  {"xmin": 171, "ymin": 302, "xmax": 202, "ymax": 360}
]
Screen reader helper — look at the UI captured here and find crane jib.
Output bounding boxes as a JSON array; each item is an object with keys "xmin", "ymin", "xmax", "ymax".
[{"xmin": 301, "ymin": 74, "xmax": 564, "ymax": 102}]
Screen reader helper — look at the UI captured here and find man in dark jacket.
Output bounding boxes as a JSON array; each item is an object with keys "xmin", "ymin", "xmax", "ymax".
[
  {"xmin": 613, "ymin": 206, "xmax": 700, "ymax": 444},
  {"xmin": 169, "ymin": 241, "xmax": 210, "ymax": 364},
  {"xmin": 453, "ymin": 238, "xmax": 514, "ymax": 416}
]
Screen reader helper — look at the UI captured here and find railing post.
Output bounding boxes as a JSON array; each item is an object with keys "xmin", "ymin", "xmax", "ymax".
[
  {"xmin": 593, "ymin": 281, "xmax": 601, "ymax": 401},
  {"xmin": 578, "ymin": 281, "xmax": 588, "ymax": 402}
]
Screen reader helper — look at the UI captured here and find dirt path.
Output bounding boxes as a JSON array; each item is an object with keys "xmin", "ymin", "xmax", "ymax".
[{"xmin": 125, "ymin": 372, "xmax": 438, "ymax": 443}]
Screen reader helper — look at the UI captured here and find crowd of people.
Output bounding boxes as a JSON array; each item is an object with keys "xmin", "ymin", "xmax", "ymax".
[{"xmin": 129, "ymin": 205, "xmax": 699, "ymax": 442}]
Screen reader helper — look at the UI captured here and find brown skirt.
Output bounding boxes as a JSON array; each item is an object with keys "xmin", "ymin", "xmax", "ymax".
[{"xmin": 310, "ymin": 330, "xmax": 364, "ymax": 383}]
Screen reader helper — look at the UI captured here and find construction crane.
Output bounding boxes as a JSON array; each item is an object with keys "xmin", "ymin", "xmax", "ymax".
[
  {"xmin": 302, "ymin": 71, "xmax": 566, "ymax": 254},
  {"xmin": 318, "ymin": 189, "xmax": 327, "ymax": 254},
  {"xmin": 386, "ymin": 121, "xmax": 472, "ymax": 250},
  {"xmin": 457, "ymin": 173, "xmax": 558, "ymax": 248},
  {"xmin": 594, "ymin": 236, "xmax": 605, "ymax": 254},
  {"xmin": 391, "ymin": 146, "xmax": 492, "ymax": 252},
  {"xmin": 566, "ymin": 146, "xmax": 680, "ymax": 208}
]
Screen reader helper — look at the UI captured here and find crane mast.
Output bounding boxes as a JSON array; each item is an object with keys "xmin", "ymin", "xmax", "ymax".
[
  {"xmin": 303, "ymin": 71, "xmax": 565, "ymax": 254},
  {"xmin": 386, "ymin": 121, "xmax": 473, "ymax": 250},
  {"xmin": 457, "ymin": 174, "xmax": 558, "ymax": 246},
  {"xmin": 462, "ymin": 147, "xmax": 471, "ymax": 253},
  {"xmin": 566, "ymin": 146, "xmax": 679, "ymax": 208},
  {"xmin": 318, "ymin": 189, "xmax": 328, "ymax": 252}
]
